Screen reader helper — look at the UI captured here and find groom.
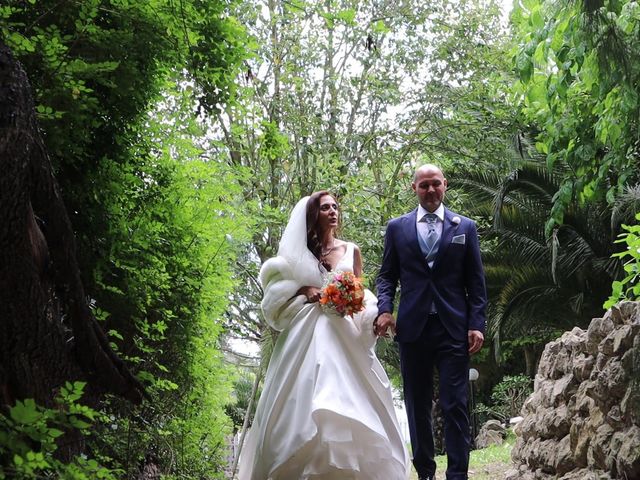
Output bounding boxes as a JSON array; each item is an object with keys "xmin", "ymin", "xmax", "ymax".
[{"xmin": 375, "ymin": 164, "xmax": 487, "ymax": 480}]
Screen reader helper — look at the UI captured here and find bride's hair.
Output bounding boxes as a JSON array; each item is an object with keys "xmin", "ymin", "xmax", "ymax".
[{"xmin": 306, "ymin": 190, "xmax": 338, "ymax": 270}]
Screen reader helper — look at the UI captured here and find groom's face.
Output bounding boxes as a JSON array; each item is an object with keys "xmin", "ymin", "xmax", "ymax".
[{"xmin": 412, "ymin": 168, "xmax": 447, "ymax": 212}]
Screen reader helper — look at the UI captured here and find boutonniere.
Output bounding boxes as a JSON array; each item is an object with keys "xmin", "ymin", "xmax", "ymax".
[{"xmin": 452, "ymin": 216, "xmax": 461, "ymax": 225}]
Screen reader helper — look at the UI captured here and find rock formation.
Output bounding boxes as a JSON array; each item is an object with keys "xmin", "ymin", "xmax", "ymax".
[
  {"xmin": 506, "ymin": 301, "xmax": 640, "ymax": 480},
  {"xmin": 475, "ymin": 419, "xmax": 507, "ymax": 449}
]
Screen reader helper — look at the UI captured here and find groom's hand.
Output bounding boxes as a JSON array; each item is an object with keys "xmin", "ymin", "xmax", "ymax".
[
  {"xmin": 374, "ymin": 312, "xmax": 396, "ymax": 337},
  {"xmin": 468, "ymin": 330, "xmax": 484, "ymax": 354}
]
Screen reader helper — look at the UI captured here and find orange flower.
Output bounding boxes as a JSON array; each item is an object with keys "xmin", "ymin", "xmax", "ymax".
[{"xmin": 319, "ymin": 271, "xmax": 366, "ymax": 317}]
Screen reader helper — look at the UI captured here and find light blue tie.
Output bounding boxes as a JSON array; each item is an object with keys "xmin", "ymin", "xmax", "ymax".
[
  {"xmin": 422, "ymin": 213, "xmax": 440, "ymax": 263},
  {"xmin": 421, "ymin": 213, "xmax": 440, "ymax": 313}
]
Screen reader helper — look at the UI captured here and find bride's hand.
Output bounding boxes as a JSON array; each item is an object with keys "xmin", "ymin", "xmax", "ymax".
[
  {"xmin": 373, "ymin": 312, "xmax": 396, "ymax": 337},
  {"xmin": 297, "ymin": 286, "xmax": 322, "ymax": 303}
]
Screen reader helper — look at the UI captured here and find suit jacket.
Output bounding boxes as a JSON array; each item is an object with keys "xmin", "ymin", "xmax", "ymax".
[{"xmin": 376, "ymin": 207, "xmax": 487, "ymax": 342}]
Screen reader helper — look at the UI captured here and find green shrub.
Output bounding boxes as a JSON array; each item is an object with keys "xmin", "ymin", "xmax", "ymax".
[
  {"xmin": 0, "ymin": 382, "xmax": 120, "ymax": 479},
  {"xmin": 605, "ymin": 213, "xmax": 640, "ymax": 309},
  {"xmin": 475, "ymin": 375, "xmax": 532, "ymax": 424}
]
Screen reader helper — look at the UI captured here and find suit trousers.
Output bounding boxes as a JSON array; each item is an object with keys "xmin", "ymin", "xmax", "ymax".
[{"xmin": 399, "ymin": 313, "xmax": 470, "ymax": 480}]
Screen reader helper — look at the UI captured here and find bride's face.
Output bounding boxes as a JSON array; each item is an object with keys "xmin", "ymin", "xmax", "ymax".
[{"xmin": 318, "ymin": 195, "xmax": 339, "ymax": 233}]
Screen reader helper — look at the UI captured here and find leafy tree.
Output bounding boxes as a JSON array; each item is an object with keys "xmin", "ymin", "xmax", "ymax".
[
  {"xmin": 511, "ymin": 0, "xmax": 640, "ymax": 230},
  {"xmin": 209, "ymin": 4, "xmax": 521, "ymax": 443},
  {"xmin": 1, "ymin": 0, "xmax": 252, "ymax": 477},
  {"xmin": 0, "ymin": 40, "xmax": 144, "ymax": 451},
  {"xmin": 81, "ymin": 80, "xmax": 253, "ymax": 478},
  {"xmin": 223, "ymin": 0, "xmax": 518, "ymax": 346}
]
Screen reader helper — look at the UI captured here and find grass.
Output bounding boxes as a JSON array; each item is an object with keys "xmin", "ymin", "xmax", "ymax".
[{"xmin": 408, "ymin": 432, "xmax": 516, "ymax": 479}]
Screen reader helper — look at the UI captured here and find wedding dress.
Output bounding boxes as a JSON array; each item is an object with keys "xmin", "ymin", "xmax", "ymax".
[{"xmin": 237, "ymin": 197, "xmax": 409, "ymax": 480}]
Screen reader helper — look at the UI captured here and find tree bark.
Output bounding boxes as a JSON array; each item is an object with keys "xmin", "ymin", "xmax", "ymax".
[
  {"xmin": 0, "ymin": 41, "xmax": 144, "ymax": 437},
  {"xmin": 137, "ymin": 453, "xmax": 161, "ymax": 480},
  {"xmin": 230, "ymin": 363, "xmax": 263, "ymax": 479},
  {"xmin": 524, "ymin": 344, "xmax": 536, "ymax": 377}
]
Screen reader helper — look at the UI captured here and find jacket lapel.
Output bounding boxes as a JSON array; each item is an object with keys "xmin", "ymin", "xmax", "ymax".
[
  {"xmin": 402, "ymin": 209, "xmax": 427, "ymax": 262},
  {"xmin": 432, "ymin": 208, "xmax": 459, "ymax": 270}
]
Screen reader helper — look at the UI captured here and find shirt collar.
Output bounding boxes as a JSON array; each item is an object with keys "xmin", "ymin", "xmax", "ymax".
[{"xmin": 417, "ymin": 203, "xmax": 445, "ymax": 222}]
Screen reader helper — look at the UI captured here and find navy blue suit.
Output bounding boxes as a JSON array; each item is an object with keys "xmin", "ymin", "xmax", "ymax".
[{"xmin": 376, "ymin": 207, "xmax": 487, "ymax": 479}]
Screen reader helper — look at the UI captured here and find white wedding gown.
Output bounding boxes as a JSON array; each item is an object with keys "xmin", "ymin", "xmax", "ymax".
[{"xmin": 238, "ymin": 242, "xmax": 409, "ymax": 480}]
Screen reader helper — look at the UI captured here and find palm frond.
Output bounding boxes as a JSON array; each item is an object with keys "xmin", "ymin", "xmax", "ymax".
[
  {"xmin": 495, "ymin": 228, "xmax": 549, "ymax": 264},
  {"xmin": 454, "ymin": 140, "xmax": 624, "ymax": 365},
  {"xmin": 612, "ymin": 185, "xmax": 640, "ymax": 230}
]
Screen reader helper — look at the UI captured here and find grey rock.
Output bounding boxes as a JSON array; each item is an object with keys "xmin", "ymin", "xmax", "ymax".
[
  {"xmin": 509, "ymin": 301, "xmax": 640, "ymax": 479},
  {"xmin": 475, "ymin": 419, "xmax": 506, "ymax": 448},
  {"xmin": 572, "ymin": 353, "xmax": 595, "ymax": 382},
  {"xmin": 615, "ymin": 425, "xmax": 640, "ymax": 479}
]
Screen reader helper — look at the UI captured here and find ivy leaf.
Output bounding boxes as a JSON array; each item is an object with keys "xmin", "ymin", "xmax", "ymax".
[{"xmin": 10, "ymin": 399, "xmax": 41, "ymax": 425}]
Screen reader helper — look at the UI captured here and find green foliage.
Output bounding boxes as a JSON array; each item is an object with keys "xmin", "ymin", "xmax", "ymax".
[
  {"xmin": 223, "ymin": 0, "xmax": 518, "ymax": 351},
  {"xmin": 2, "ymin": 1, "xmax": 252, "ymax": 476},
  {"xmin": 455, "ymin": 157, "xmax": 623, "ymax": 363},
  {"xmin": 475, "ymin": 375, "xmax": 532, "ymax": 423},
  {"xmin": 511, "ymin": 0, "xmax": 640, "ymax": 228},
  {"xmin": 84, "ymin": 82, "xmax": 252, "ymax": 478},
  {"xmin": 499, "ymin": 329, "xmax": 559, "ymax": 362},
  {"xmin": 0, "ymin": 382, "xmax": 120, "ymax": 479},
  {"xmin": 605, "ymin": 212, "xmax": 640, "ymax": 308},
  {"xmin": 225, "ymin": 371, "xmax": 258, "ymax": 431}
]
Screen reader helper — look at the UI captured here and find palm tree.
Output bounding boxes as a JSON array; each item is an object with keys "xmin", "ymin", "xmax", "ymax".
[{"xmin": 452, "ymin": 157, "xmax": 631, "ymax": 374}]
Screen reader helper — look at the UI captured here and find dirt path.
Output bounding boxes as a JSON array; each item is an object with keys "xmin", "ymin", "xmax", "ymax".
[
  {"xmin": 468, "ymin": 461, "xmax": 513, "ymax": 479},
  {"xmin": 409, "ymin": 462, "xmax": 513, "ymax": 479}
]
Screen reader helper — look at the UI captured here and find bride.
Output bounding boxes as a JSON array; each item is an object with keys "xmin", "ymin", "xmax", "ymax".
[{"xmin": 238, "ymin": 191, "xmax": 409, "ymax": 480}]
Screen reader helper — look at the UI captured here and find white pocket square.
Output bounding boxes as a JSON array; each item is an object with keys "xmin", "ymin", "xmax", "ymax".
[{"xmin": 452, "ymin": 234, "xmax": 466, "ymax": 244}]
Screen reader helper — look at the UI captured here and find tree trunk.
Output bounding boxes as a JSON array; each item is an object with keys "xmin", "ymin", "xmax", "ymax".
[
  {"xmin": 230, "ymin": 363, "xmax": 263, "ymax": 478},
  {"xmin": 524, "ymin": 344, "xmax": 536, "ymax": 377},
  {"xmin": 137, "ymin": 453, "xmax": 161, "ymax": 480},
  {"xmin": 0, "ymin": 41, "xmax": 144, "ymax": 455}
]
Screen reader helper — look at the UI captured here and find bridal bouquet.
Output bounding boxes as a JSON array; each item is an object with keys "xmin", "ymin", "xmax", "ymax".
[{"xmin": 319, "ymin": 271, "xmax": 365, "ymax": 317}]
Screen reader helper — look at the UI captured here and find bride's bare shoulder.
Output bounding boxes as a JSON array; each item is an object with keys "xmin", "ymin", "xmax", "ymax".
[{"xmin": 339, "ymin": 240, "xmax": 361, "ymax": 252}]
